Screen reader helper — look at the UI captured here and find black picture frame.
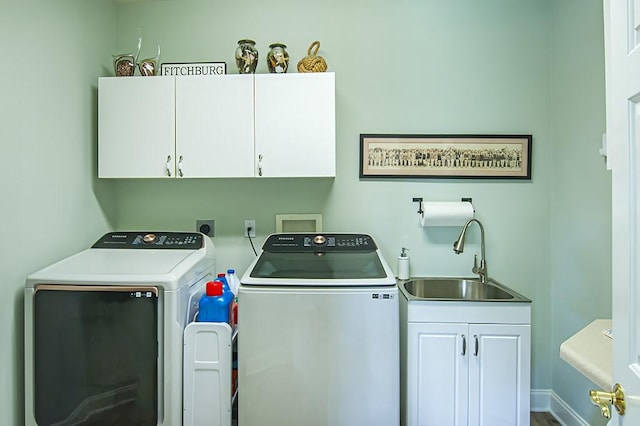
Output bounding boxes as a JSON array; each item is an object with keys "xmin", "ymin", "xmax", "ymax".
[{"xmin": 359, "ymin": 134, "xmax": 532, "ymax": 179}]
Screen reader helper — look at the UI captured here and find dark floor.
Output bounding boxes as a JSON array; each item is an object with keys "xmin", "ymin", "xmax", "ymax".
[
  {"xmin": 232, "ymin": 411, "xmax": 561, "ymax": 425},
  {"xmin": 531, "ymin": 411, "xmax": 562, "ymax": 426}
]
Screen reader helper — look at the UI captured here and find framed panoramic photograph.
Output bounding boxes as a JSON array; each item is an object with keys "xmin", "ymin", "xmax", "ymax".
[{"xmin": 359, "ymin": 134, "xmax": 532, "ymax": 179}]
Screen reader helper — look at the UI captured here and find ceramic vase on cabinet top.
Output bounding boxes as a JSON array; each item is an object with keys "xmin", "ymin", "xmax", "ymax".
[
  {"xmin": 266, "ymin": 43, "xmax": 289, "ymax": 73},
  {"xmin": 235, "ymin": 39, "xmax": 258, "ymax": 74}
]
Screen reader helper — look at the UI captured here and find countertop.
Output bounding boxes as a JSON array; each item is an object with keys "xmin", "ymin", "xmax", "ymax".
[{"xmin": 559, "ymin": 319, "xmax": 612, "ymax": 390}]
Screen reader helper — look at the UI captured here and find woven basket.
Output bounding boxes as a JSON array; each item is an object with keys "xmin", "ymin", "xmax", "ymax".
[{"xmin": 297, "ymin": 41, "xmax": 327, "ymax": 73}]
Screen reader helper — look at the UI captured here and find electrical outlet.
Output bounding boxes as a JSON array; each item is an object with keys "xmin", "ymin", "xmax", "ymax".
[
  {"xmin": 196, "ymin": 219, "xmax": 215, "ymax": 237},
  {"xmin": 244, "ymin": 219, "xmax": 256, "ymax": 238}
]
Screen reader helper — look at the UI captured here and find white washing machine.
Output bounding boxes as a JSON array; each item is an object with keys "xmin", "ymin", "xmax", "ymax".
[
  {"xmin": 239, "ymin": 233, "xmax": 399, "ymax": 426},
  {"xmin": 24, "ymin": 231, "xmax": 216, "ymax": 426}
]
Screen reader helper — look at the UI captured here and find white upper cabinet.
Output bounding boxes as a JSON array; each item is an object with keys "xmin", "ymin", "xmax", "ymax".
[
  {"xmin": 98, "ymin": 77, "xmax": 175, "ymax": 178},
  {"xmin": 98, "ymin": 73, "xmax": 336, "ymax": 179},
  {"xmin": 254, "ymin": 73, "xmax": 335, "ymax": 177},
  {"xmin": 175, "ymin": 75, "xmax": 254, "ymax": 178}
]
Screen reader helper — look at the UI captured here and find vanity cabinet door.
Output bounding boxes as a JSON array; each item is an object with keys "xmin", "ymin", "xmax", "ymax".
[
  {"xmin": 407, "ymin": 322, "xmax": 468, "ymax": 426},
  {"xmin": 254, "ymin": 73, "xmax": 335, "ymax": 177},
  {"xmin": 175, "ymin": 75, "xmax": 254, "ymax": 178},
  {"xmin": 406, "ymin": 322, "xmax": 530, "ymax": 426},
  {"xmin": 467, "ymin": 323, "xmax": 531, "ymax": 426},
  {"xmin": 98, "ymin": 77, "xmax": 176, "ymax": 178}
]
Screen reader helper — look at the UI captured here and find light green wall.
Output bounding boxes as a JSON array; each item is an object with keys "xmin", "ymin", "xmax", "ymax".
[
  {"xmin": 0, "ymin": 1, "xmax": 117, "ymax": 424},
  {"xmin": 113, "ymin": 1, "xmax": 611, "ymax": 421},
  {"xmin": 112, "ymin": 0, "xmax": 555, "ymax": 391},
  {"xmin": 0, "ymin": 0, "xmax": 611, "ymax": 424},
  {"xmin": 550, "ymin": 0, "xmax": 610, "ymax": 424}
]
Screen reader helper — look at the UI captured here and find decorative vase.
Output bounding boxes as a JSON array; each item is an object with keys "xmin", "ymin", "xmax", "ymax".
[
  {"xmin": 138, "ymin": 44, "xmax": 161, "ymax": 76},
  {"xmin": 266, "ymin": 43, "xmax": 289, "ymax": 73},
  {"xmin": 113, "ymin": 54, "xmax": 136, "ymax": 77},
  {"xmin": 235, "ymin": 39, "xmax": 258, "ymax": 74},
  {"xmin": 112, "ymin": 36, "xmax": 142, "ymax": 77}
]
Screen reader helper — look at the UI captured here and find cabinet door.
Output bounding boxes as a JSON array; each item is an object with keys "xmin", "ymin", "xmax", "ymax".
[
  {"xmin": 254, "ymin": 73, "xmax": 335, "ymax": 177},
  {"xmin": 468, "ymin": 324, "xmax": 531, "ymax": 426},
  {"xmin": 98, "ymin": 77, "xmax": 175, "ymax": 178},
  {"xmin": 176, "ymin": 75, "xmax": 254, "ymax": 177},
  {"xmin": 407, "ymin": 323, "xmax": 468, "ymax": 426}
]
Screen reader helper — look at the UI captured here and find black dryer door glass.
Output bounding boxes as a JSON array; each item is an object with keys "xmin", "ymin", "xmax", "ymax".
[{"xmin": 33, "ymin": 285, "xmax": 158, "ymax": 426}]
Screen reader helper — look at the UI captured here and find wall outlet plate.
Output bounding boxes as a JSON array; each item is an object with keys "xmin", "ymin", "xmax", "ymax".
[
  {"xmin": 244, "ymin": 219, "xmax": 256, "ymax": 238},
  {"xmin": 196, "ymin": 219, "xmax": 215, "ymax": 237}
]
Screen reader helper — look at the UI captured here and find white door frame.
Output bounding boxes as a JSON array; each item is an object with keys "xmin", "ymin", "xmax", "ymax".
[{"xmin": 605, "ymin": 0, "xmax": 640, "ymax": 423}]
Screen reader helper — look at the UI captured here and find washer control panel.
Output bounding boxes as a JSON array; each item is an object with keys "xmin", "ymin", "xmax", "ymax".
[
  {"xmin": 92, "ymin": 232, "xmax": 204, "ymax": 249},
  {"xmin": 264, "ymin": 233, "xmax": 377, "ymax": 252}
]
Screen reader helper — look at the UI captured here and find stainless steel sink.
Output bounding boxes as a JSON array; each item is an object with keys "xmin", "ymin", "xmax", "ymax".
[{"xmin": 400, "ymin": 277, "xmax": 529, "ymax": 302}]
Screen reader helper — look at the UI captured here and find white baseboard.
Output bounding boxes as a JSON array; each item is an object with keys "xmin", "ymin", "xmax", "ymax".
[
  {"xmin": 530, "ymin": 389, "xmax": 590, "ymax": 426},
  {"xmin": 530, "ymin": 389, "xmax": 551, "ymax": 412}
]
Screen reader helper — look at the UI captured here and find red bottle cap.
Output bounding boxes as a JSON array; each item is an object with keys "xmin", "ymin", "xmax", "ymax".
[{"xmin": 205, "ymin": 280, "xmax": 223, "ymax": 296}]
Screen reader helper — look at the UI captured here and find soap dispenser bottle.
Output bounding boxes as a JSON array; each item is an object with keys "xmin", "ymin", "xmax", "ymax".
[{"xmin": 398, "ymin": 247, "xmax": 410, "ymax": 280}]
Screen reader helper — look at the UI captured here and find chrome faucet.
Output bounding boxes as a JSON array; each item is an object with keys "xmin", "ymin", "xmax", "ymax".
[{"xmin": 453, "ymin": 219, "xmax": 488, "ymax": 283}]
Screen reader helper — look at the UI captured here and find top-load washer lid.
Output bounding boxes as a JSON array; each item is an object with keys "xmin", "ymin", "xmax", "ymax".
[{"xmin": 242, "ymin": 233, "xmax": 396, "ymax": 286}]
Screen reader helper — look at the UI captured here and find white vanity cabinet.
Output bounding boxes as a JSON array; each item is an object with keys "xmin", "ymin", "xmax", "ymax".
[
  {"xmin": 401, "ymin": 301, "xmax": 531, "ymax": 426},
  {"xmin": 98, "ymin": 73, "xmax": 335, "ymax": 178}
]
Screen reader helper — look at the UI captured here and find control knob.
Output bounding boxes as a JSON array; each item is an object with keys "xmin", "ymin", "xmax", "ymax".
[
  {"xmin": 313, "ymin": 235, "xmax": 326, "ymax": 245},
  {"xmin": 143, "ymin": 233, "xmax": 156, "ymax": 244}
]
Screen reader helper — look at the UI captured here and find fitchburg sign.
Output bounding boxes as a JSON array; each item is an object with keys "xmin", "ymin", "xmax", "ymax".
[{"xmin": 160, "ymin": 62, "xmax": 226, "ymax": 77}]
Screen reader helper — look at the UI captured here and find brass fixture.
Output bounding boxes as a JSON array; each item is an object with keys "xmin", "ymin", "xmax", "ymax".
[{"xmin": 589, "ymin": 383, "xmax": 625, "ymax": 419}]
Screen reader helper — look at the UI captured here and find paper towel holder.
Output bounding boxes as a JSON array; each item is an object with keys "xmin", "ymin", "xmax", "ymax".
[
  {"xmin": 412, "ymin": 197, "xmax": 474, "ymax": 217},
  {"xmin": 412, "ymin": 197, "xmax": 424, "ymax": 215}
]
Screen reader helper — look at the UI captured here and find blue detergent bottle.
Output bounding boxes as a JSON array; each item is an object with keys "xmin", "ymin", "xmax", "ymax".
[{"xmin": 198, "ymin": 280, "xmax": 233, "ymax": 323}]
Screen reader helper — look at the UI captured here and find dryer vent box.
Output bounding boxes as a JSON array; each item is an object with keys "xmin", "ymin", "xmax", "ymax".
[{"xmin": 275, "ymin": 214, "xmax": 322, "ymax": 233}]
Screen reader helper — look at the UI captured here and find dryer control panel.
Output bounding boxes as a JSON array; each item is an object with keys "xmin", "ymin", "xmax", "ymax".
[{"xmin": 92, "ymin": 232, "xmax": 204, "ymax": 249}]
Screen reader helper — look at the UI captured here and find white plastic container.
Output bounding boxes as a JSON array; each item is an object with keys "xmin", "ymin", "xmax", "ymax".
[
  {"xmin": 225, "ymin": 269, "xmax": 240, "ymax": 296},
  {"xmin": 398, "ymin": 247, "xmax": 410, "ymax": 280}
]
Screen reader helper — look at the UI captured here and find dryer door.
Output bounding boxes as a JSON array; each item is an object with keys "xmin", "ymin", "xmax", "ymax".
[{"xmin": 33, "ymin": 285, "xmax": 158, "ymax": 425}]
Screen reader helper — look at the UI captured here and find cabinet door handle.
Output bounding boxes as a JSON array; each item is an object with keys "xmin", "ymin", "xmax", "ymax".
[
  {"xmin": 166, "ymin": 155, "xmax": 172, "ymax": 177},
  {"xmin": 258, "ymin": 154, "xmax": 263, "ymax": 177},
  {"xmin": 461, "ymin": 334, "xmax": 467, "ymax": 356},
  {"xmin": 473, "ymin": 335, "xmax": 479, "ymax": 356},
  {"xmin": 178, "ymin": 155, "xmax": 184, "ymax": 177}
]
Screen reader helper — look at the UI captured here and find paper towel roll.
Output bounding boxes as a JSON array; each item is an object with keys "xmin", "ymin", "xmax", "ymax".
[{"xmin": 420, "ymin": 201, "xmax": 474, "ymax": 227}]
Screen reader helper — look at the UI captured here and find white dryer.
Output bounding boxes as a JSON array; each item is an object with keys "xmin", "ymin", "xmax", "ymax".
[{"xmin": 24, "ymin": 231, "xmax": 216, "ymax": 426}]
